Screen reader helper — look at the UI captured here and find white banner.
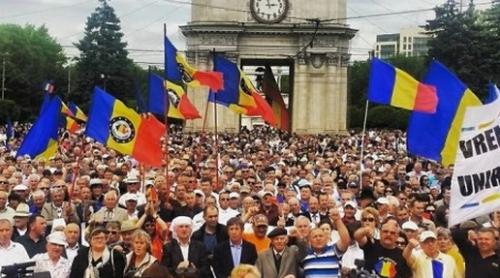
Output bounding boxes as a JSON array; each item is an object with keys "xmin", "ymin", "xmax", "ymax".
[{"xmin": 449, "ymin": 97, "xmax": 500, "ymax": 227}]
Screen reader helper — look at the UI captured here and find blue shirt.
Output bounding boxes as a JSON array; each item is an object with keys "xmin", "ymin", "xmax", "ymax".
[{"xmin": 230, "ymin": 241, "xmax": 243, "ymax": 267}]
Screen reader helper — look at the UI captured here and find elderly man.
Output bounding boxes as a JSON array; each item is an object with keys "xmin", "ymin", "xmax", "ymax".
[
  {"xmin": 0, "ymin": 218, "xmax": 29, "ymax": 272},
  {"xmin": 255, "ymin": 227, "xmax": 299, "ymax": 278},
  {"xmin": 118, "ymin": 175, "xmax": 146, "ymax": 207},
  {"xmin": 64, "ymin": 223, "xmax": 80, "ymax": 263},
  {"xmin": 90, "ymin": 190, "xmax": 128, "ymax": 223},
  {"xmin": 161, "ymin": 216, "xmax": 210, "ymax": 278},
  {"xmin": 302, "ymin": 207, "xmax": 350, "ymax": 278},
  {"xmin": 403, "ymin": 230, "xmax": 459, "ymax": 278},
  {"xmin": 0, "ymin": 191, "xmax": 15, "ymax": 223},
  {"xmin": 41, "ymin": 188, "xmax": 80, "ymax": 227},
  {"xmin": 243, "ymin": 214, "xmax": 271, "ymax": 253},
  {"xmin": 32, "ymin": 231, "xmax": 71, "ymax": 278}
]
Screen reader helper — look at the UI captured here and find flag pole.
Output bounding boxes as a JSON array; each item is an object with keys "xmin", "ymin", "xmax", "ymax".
[
  {"xmin": 212, "ymin": 48, "xmax": 220, "ymax": 190},
  {"xmin": 359, "ymin": 99, "xmax": 369, "ymax": 189},
  {"xmin": 163, "ymin": 24, "xmax": 170, "ymax": 194}
]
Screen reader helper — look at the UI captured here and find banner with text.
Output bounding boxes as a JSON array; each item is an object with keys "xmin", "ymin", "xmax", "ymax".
[{"xmin": 449, "ymin": 97, "xmax": 500, "ymax": 227}]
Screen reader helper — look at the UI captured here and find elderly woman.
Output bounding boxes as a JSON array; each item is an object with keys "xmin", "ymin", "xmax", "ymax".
[
  {"xmin": 70, "ymin": 227, "xmax": 126, "ymax": 278},
  {"xmin": 436, "ymin": 227, "xmax": 465, "ymax": 278},
  {"xmin": 123, "ymin": 230, "xmax": 157, "ymax": 278}
]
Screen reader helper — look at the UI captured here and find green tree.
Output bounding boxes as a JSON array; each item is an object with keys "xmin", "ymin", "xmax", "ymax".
[
  {"xmin": 425, "ymin": 0, "xmax": 491, "ymax": 96},
  {"xmin": 481, "ymin": 0, "xmax": 500, "ymax": 84},
  {"xmin": 74, "ymin": 0, "xmax": 135, "ymax": 106},
  {"xmin": 0, "ymin": 24, "xmax": 66, "ymax": 120}
]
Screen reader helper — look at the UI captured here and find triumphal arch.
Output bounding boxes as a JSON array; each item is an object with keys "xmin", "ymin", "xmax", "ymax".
[{"xmin": 181, "ymin": 0, "xmax": 356, "ymax": 133}]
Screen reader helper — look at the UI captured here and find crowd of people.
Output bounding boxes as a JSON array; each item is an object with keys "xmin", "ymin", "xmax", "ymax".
[{"xmin": 0, "ymin": 124, "xmax": 499, "ymax": 278}]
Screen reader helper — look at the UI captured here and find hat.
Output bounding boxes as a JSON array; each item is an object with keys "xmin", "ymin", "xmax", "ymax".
[
  {"xmin": 125, "ymin": 176, "xmax": 140, "ymax": 184},
  {"xmin": 348, "ymin": 182, "xmax": 358, "ymax": 188},
  {"xmin": 124, "ymin": 194, "xmax": 138, "ymax": 203},
  {"xmin": 253, "ymin": 214, "xmax": 268, "ymax": 227},
  {"xmin": 259, "ymin": 191, "xmax": 274, "ymax": 198},
  {"xmin": 268, "ymin": 227, "xmax": 287, "ymax": 238},
  {"xmin": 194, "ymin": 189, "xmax": 205, "ymax": 199},
  {"xmin": 240, "ymin": 186, "xmax": 251, "ymax": 194},
  {"xmin": 229, "ymin": 192, "xmax": 240, "ymax": 199},
  {"xmin": 343, "ymin": 201, "xmax": 357, "ymax": 209},
  {"xmin": 376, "ymin": 197, "xmax": 389, "ymax": 205},
  {"xmin": 89, "ymin": 178, "xmax": 103, "ymax": 186},
  {"xmin": 297, "ymin": 179, "xmax": 311, "ymax": 188},
  {"xmin": 46, "ymin": 231, "xmax": 67, "ymax": 246},
  {"xmin": 419, "ymin": 230, "xmax": 437, "ymax": 242},
  {"xmin": 13, "ymin": 184, "xmax": 28, "ymax": 191},
  {"xmin": 402, "ymin": 221, "xmax": 419, "ymax": 231},
  {"xmin": 120, "ymin": 220, "xmax": 138, "ymax": 233},
  {"xmin": 14, "ymin": 203, "xmax": 31, "ymax": 218}
]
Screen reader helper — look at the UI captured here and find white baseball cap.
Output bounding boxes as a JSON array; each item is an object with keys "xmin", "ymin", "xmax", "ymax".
[
  {"xmin": 419, "ymin": 230, "xmax": 437, "ymax": 242},
  {"xmin": 46, "ymin": 231, "xmax": 67, "ymax": 246},
  {"xmin": 402, "ymin": 221, "xmax": 419, "ymax": 231}
]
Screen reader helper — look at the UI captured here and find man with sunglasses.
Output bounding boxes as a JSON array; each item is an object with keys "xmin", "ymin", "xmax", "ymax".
[{"xmin": 355, "ymin": 218, "xmax": 411, "ymax": 278}]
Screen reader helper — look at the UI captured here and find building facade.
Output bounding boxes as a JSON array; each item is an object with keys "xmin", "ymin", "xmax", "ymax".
[
  {"xmin": 180, "ymin": 0, "xmax": 356, "ymax": 134},
  {"xmin": 375, "ymin": 27, "xmax": 430, "ymax": 59}
]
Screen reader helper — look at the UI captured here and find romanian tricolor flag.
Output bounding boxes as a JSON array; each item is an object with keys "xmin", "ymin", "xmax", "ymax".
[
  {"xmin": 164, "ymin": 36, "xmax": 223, "ymax": 91},
  {"xmin": 368, "ymin": 58, "xmax": 438, "ymax": 113},
  {"xmin": 69, "ymin": 102, "xmax": 88, "ymax": 122},
  {"xmin": 17, "ymin": 96, "xmax": 61, "ymax": 160},
  {"xmin": 408, "ymin": 61, "xmax": 482, "ymax": 166},
  {"xmin": 374, "ymin": 259, "xmax": 397, "ymax": 278},
  {"xmin": 208, "ymin": 55, "xmax": 257, "ymax": 114},
  {"xmin": 86, "ymin": 87, "xmax": 166, "ymax": 167},
  {"xmin": 147, "ymin": 73, "xmax": 201, "ymax": 120},
  {"xmin": 65, "ymin": 117, "xmax": 81, "ymax": 133},
  {"xmin": 61, "ymin": 102, "xmax": 73, "ymax": 117}
]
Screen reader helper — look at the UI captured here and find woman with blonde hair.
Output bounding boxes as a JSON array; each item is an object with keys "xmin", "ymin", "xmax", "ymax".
[
  {"xmin": 230, "ymin": 264, "xmax": 261, "ymax": 278},
  {"xmin": 124, "ymin": 230, "xmax": 158, "ymax": 278},
  {"xmin": 360, "ymin": 207, "xmax": 380, "ymax": 240}
]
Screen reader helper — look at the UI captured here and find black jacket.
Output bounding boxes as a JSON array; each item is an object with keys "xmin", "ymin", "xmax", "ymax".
[
  {"xmin": 69, "ymin": 246, "xmax": 126, "ymax": 278},
  {"xmin": 161, "ymin": 239, "xmax": 210, "ymax": 278},
  {"xmin": 212, "ymin": 240, "xmax": 258, "ymax": 278},
  {"xmin": 191, "ymin": 223, "xmax": 228, "ymax": 250}
]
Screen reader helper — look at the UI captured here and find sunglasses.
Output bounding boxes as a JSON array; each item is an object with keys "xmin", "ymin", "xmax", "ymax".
[
  {"xmin": 362, "ymin": 217, "xmax": 375, "ymax": 222},
  {"xmin": 0, "ymin": 181, "xmax": 7, "ymax": 184}
]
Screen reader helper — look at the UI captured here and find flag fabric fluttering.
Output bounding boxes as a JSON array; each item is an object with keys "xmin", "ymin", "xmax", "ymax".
[
  {"xmin": 208, "ymin": 55, "xmax": 257, "ymax": 114},
  {"xmin": 483, "ymin": 83, "xmax": 499, "ymax": 105},
  {"xmin": 61, "ymin": 102, "xmax": 73, "ymax": 117},
  {"xmin": 134, "ymin": 80, "xmax": 147, "ymax": 114},
  {"xmin": 261, "ymin": 65, "xmax": 289, "ymax": 131},
  {"xmin": 86, "ymin": 87, "xmax": 166, "ymax": 167},
  {"xmin": 69, "ymin": 102, "xmax": 88, "ymax": 122},
  {"xmin": 65, "ymin": 116, "xmax": 81, "ymax": 134},
  {"xmin": 17, "ymin": 96, "xmax": 61, "ymax": 160},
  {"xmin": 368, "ymin": 58, "xmax": 438, "ymax": 113},
  {"xmin": 407, "ymin": 61, "xmax": 482, "ymax": 166},
  {"xmin": 164, "ymin": 36, "xmax": 223, "ymax": 91},
  {"xmin": 147, "ymin": 73, "xmax": 201, "ymax": 120}
]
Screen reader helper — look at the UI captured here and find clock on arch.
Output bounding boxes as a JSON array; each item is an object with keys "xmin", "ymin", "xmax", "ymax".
[{"xmin": 250, "ymin": 0, "xmax": 289, "ymax": 24}]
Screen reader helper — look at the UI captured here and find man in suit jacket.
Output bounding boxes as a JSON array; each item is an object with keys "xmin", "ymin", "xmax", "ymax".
[
  {"xmin": 41, "ymin": 188, "xmax": 80, "ymax": 228},
  {"xmin": 212, "ymin": 217, "xmax": 258, "ymax": 278},
  {"xmin": 162, "ymin": 216, "xmax": 210, "ymax": 278},
  {"xmin": 255, "ymin": 227, "xmax": 299, "ymax": 278},
  {"xmin": 301, "ymin": 196, "xmax": 328, "ymax": 226},
  {"xmin": 90, "ymin": 191, "xmax": 128, "ymax": 223}
]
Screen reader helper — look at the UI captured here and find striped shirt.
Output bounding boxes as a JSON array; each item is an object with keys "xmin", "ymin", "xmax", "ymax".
[{"xmin": 302, "ymin": 244, "xmax": 344, "ymax": 278}]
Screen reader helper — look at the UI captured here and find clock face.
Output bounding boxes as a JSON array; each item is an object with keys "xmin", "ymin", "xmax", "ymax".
[{"xmin": 250, "ymin": 0, "xmax": 289, "ymax": 24}]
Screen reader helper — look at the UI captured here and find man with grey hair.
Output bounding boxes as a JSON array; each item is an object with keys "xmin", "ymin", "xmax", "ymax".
[
  {"xmin": 0, "ymin": 191, "xmax": 15, "ymax": 223},
  {"xmin": 41, "ymin": 188, "xmax": 79, "ymax": 227},
  {"xmin": 0, "ymin": 218, "xmax": 30, "ymax": 272},
  {"xmin": 90, "ymin": 190, "xmax": 128, "ymax": 223}
]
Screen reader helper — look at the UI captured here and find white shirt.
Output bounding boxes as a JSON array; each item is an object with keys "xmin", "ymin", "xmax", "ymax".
[
  {"xmin": 0, "ymin": 207, "xmax": 15, "ymax": 224},
  {"xmin": 32, "ymin": 253, "xmax": 71, "ymax": 278},
  {"xmin": 0, "ymin": 241, "xmax": 30, "ymax": 273},
  {"xmin": 340, "ymin": 242, "xmax": 365, "ymax": 270},
  {"xmin": 65, "ymin": 243, "xmax": 80, "ymax": 264},
  {"xmin": 218, "ymin": 207, "xmax": 239, "ymax": 225},
  {"xmin": 179, "ymin": 241, "xmax": 190, "ymax": 261}
]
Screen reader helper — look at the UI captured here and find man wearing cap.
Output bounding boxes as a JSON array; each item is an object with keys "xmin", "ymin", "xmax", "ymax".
[
  {"xmin": 402, "ymin": 221, "xmax": 420, "ymax": 242},
  {"xmin": 243, "ymin": 214, "xmax": 271, "ymax": 253},
  {"xmin": 255, "ymin": 227, "xmax": 299, "ymax": 278},
  {"xmin": 123, "ymin": 194, "xmax": 139, "ymax": 221},
  {"xmin": 260, "ymin": 190, "xmax": 280, "ymax": 225},
  {"xmin": 342, "ymin": 201, "xmax": 359, "ymax": 226},
  {"xmin": 13, "ymin": 184, "xmax": 29, "ymax": 202},
  {"xmin": 12, "ymin": 203, "xmax": 30, "ymax": 240},
  {"xmin": 0, "ymin": 218, "xmax": 30, "ymax": 272},
  {"xmin": 403, "ymin": 230, "xmax": 459, "ymax": 278},
  {"xmin": 217, "ymin": 191, "xmax": 239, "ymax": 226},
  {"xmin": 376, "ymin": 197, "xmax": 391, "ymax": 220},
  {"xmin": 117, "ymin": 220, "xmax": 138, "ymax": 255},
  {"xmin": 32, "ymin": 231, "xmax": 71, "ymax": 278},
  {"xmin": 118, "ymin": 175, "xmax": 146, "ymax": 207}
]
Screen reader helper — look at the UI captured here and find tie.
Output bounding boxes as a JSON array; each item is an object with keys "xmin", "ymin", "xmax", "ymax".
[{"xmin": 275, "ymin": 253, "xmax": 282, "ymax": 271}]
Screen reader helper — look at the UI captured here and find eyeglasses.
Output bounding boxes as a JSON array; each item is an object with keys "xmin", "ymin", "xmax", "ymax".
[
  {"xmin": 247, "ymin": 182, "xmax": 255, "ymax": 185},
  {"xmin": 396, "ymin": 241, "xmax": 406, "ymax": 246},
  {"xmin": 109, "ymin": 231, "xmax": 119, "ymax": 235},
  {"xmin": 362, "ymin": 217, "xmax": 375, "ymax": 222},
  {"xmin": 0, "ymin": 181, "xmax": 7, "ymax": 184},
  {"xmin": 39, "ymin": 187, "xmax": 49, "ymax": 190}
]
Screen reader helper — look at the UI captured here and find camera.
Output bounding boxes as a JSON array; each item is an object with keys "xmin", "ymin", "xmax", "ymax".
[
  {"xmin": 348, "ymin": 259, "xmax": 378, "ymax": 278},
  {"xmin": 0, "ymin": 261, "xmax": 49, "ymax": 278}
]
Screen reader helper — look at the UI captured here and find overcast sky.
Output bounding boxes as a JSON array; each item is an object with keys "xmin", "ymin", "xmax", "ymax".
[{"xmin": 0, "ymin": 0, "xmax": 491, "ymax": 65}]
